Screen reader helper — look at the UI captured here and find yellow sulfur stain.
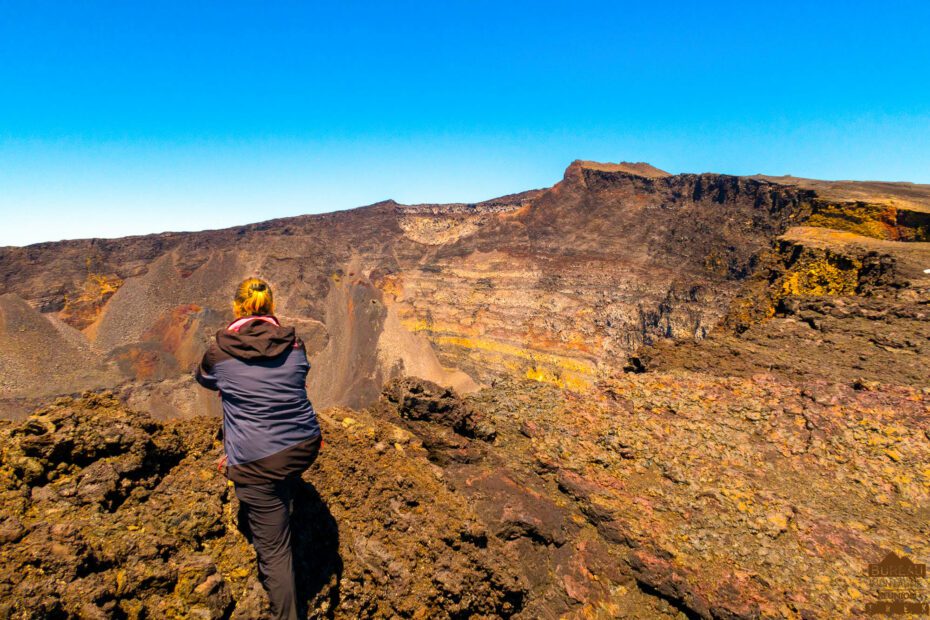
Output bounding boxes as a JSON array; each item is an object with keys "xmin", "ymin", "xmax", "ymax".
[
  {"xmin": 524, "ymin": 366, "xmax": 592, "ymax": 392},
  {"xmin": 400, "ymin": 317, "xmax": 431, "ymax": 332},
  {"xmin": 767, "ymin": 513, "xmax": 789, "ymax": 530},
  {"xmin": 807, "ymin": 201, "xmax": 900, "ymax": 241},
  {"xmin": 435, "ymin": 335, "xmax": 596, "ymax": 375},
  {"xmin": 781, "ymin": 255, "xmax": 861, "ymax": 297}
]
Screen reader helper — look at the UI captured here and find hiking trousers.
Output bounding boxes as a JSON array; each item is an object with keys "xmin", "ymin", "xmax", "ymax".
[{"xmin": 234, "ymin": 478, "xmax": 299, "ymax": 620}]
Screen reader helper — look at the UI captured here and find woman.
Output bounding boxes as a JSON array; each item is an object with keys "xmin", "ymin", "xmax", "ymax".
[{"xmin": 196, "ymin": 277, "xmax": 322, "ymax": 620}]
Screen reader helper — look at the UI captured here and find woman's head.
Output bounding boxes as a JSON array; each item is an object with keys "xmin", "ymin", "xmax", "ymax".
[{"xmin": 233, "ymin": 277, "xmax": 275, "ymax": 318}]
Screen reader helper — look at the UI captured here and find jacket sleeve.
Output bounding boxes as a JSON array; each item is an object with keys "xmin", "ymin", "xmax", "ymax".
[
  {"xmin": 195, "ymin": 345, "xmax": 220, "ymax": 391},
  {"xmin": 296, "ymin": 337, "xmax": 309, "ymax": 363}
]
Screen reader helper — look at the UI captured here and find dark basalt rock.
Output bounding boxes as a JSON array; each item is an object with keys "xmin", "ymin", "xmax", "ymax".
[{"xmin": 382, "ymin": 376, "xmax": 497, "ymax": 441}]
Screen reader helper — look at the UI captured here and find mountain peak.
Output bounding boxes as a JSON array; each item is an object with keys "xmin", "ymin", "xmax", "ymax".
[{"xmin": 568, "ymin": 160, "xmax": 671, "ymax": 179}]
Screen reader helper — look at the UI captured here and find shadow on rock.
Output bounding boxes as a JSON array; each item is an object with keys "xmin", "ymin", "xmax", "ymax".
[{"xmin": 293, "ymin": 479, "xmax": 342, "ymax": 619}]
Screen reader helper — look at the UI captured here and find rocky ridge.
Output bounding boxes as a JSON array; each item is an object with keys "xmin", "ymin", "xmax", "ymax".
[{"xmin": 0, "ymin": 160, "xmax": 840, "ymax": 417}]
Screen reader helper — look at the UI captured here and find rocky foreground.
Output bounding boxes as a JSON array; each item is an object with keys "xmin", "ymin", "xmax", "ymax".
[{"xmin": 1, "ymin": 367, "xmax": 927, "ymax": 619}]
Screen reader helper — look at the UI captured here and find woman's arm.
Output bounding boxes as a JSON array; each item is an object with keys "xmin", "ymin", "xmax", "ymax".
[{"xmin": 195, "ymin": 345, "xmax": 220, "ymax": 391}]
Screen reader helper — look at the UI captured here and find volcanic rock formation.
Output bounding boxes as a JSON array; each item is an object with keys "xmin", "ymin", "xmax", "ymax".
[
  {"xmin": 0, "ymin": 392, "xmax": 526, "ymax": 619},
  {"xmin": 1, "ymin": 160, "xmax": 929, "ymax": 618},
  {"xmin": 0, "ymin": 158, "xmax": 878, "ymax": 416}
]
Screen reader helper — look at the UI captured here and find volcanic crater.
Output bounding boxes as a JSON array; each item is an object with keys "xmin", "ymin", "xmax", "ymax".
[{"xmin": 1, "ymin": 160, "xmax": 929, "ymax": 618}]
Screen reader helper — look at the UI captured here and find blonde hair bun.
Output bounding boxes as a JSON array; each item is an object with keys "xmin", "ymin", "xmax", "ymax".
[{"xmin": 234, "ymin": 277, "xmax": 275, "ymax": 318}]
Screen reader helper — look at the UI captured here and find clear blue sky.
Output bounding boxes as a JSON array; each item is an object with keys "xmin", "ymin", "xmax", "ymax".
[{"xmin": 1, "ymin": 1, "xmax": 929, "ymax": 246}]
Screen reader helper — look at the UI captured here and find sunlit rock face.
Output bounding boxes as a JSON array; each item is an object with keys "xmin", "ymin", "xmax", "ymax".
[
  {"xmin": 1, "ymin": 160, "xmax": 928, "ymax": 418},
  {"xmin": 0, "ymin": 161, "xmax": 804, "ymax": 416}
]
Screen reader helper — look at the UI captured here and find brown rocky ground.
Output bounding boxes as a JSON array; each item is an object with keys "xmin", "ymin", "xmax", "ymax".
[
  {"xmin": 0, "ymin": 392, "xmax": 527, "ymax": 619},
  {"xmin": 470, "ymin": 376, "xmax": 928, "ymax": 618},
  {"xmin": 2, "ymin": 366, "xmax": 926, "ymax": 619}
]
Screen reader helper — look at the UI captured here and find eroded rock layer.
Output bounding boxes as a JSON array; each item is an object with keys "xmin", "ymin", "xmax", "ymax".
[{"xmin": 0, "ymin": 160, "xmax": 843, "ymax": 417}]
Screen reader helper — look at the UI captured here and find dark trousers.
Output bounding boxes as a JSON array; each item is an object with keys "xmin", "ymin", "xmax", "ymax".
[{"xmin": 235, "ymin": 478, "xmax": 300, "ymax": 620}]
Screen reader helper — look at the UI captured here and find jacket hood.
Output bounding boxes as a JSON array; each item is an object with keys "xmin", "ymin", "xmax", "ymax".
[{"xmin": 216, "ymin": 316, "xmax": 296, "ymax": 360}]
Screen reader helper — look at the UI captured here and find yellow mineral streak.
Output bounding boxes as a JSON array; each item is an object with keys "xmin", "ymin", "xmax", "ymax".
[
  {"xmin": 807, "ymin": 201, "xmax": 900, "ymax": 240},
  {"xmin": 400, "ymin": 316, "xmax": 600, "ymax": 355},
  {"xmin": 59, "ymin": 272, "xmax": 124, "ymax": 330},
  {"xmin": 781, "ymin": 255, "xmax": 861, "ymax": 296},
  {"xmin": 434, "ymin": 335, "xmax": 596, "ymax": 375},
  {"xmin": 523, "ymin": 366, "xmax": 592, "ymax": 392},
  {"xmin": 427, "ymin": 334, "xmax": 598, "ymax": 391}
]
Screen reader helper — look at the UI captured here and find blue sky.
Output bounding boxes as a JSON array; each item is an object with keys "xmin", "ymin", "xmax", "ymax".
[{"xmin": 1, "ymin": 1, "xmax": 929, "ymax": 246}]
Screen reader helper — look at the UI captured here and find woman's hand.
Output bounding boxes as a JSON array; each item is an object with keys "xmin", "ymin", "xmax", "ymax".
[{"xmin": 216, "ymin": 454, "xmax": 228, "ymax": 473}]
